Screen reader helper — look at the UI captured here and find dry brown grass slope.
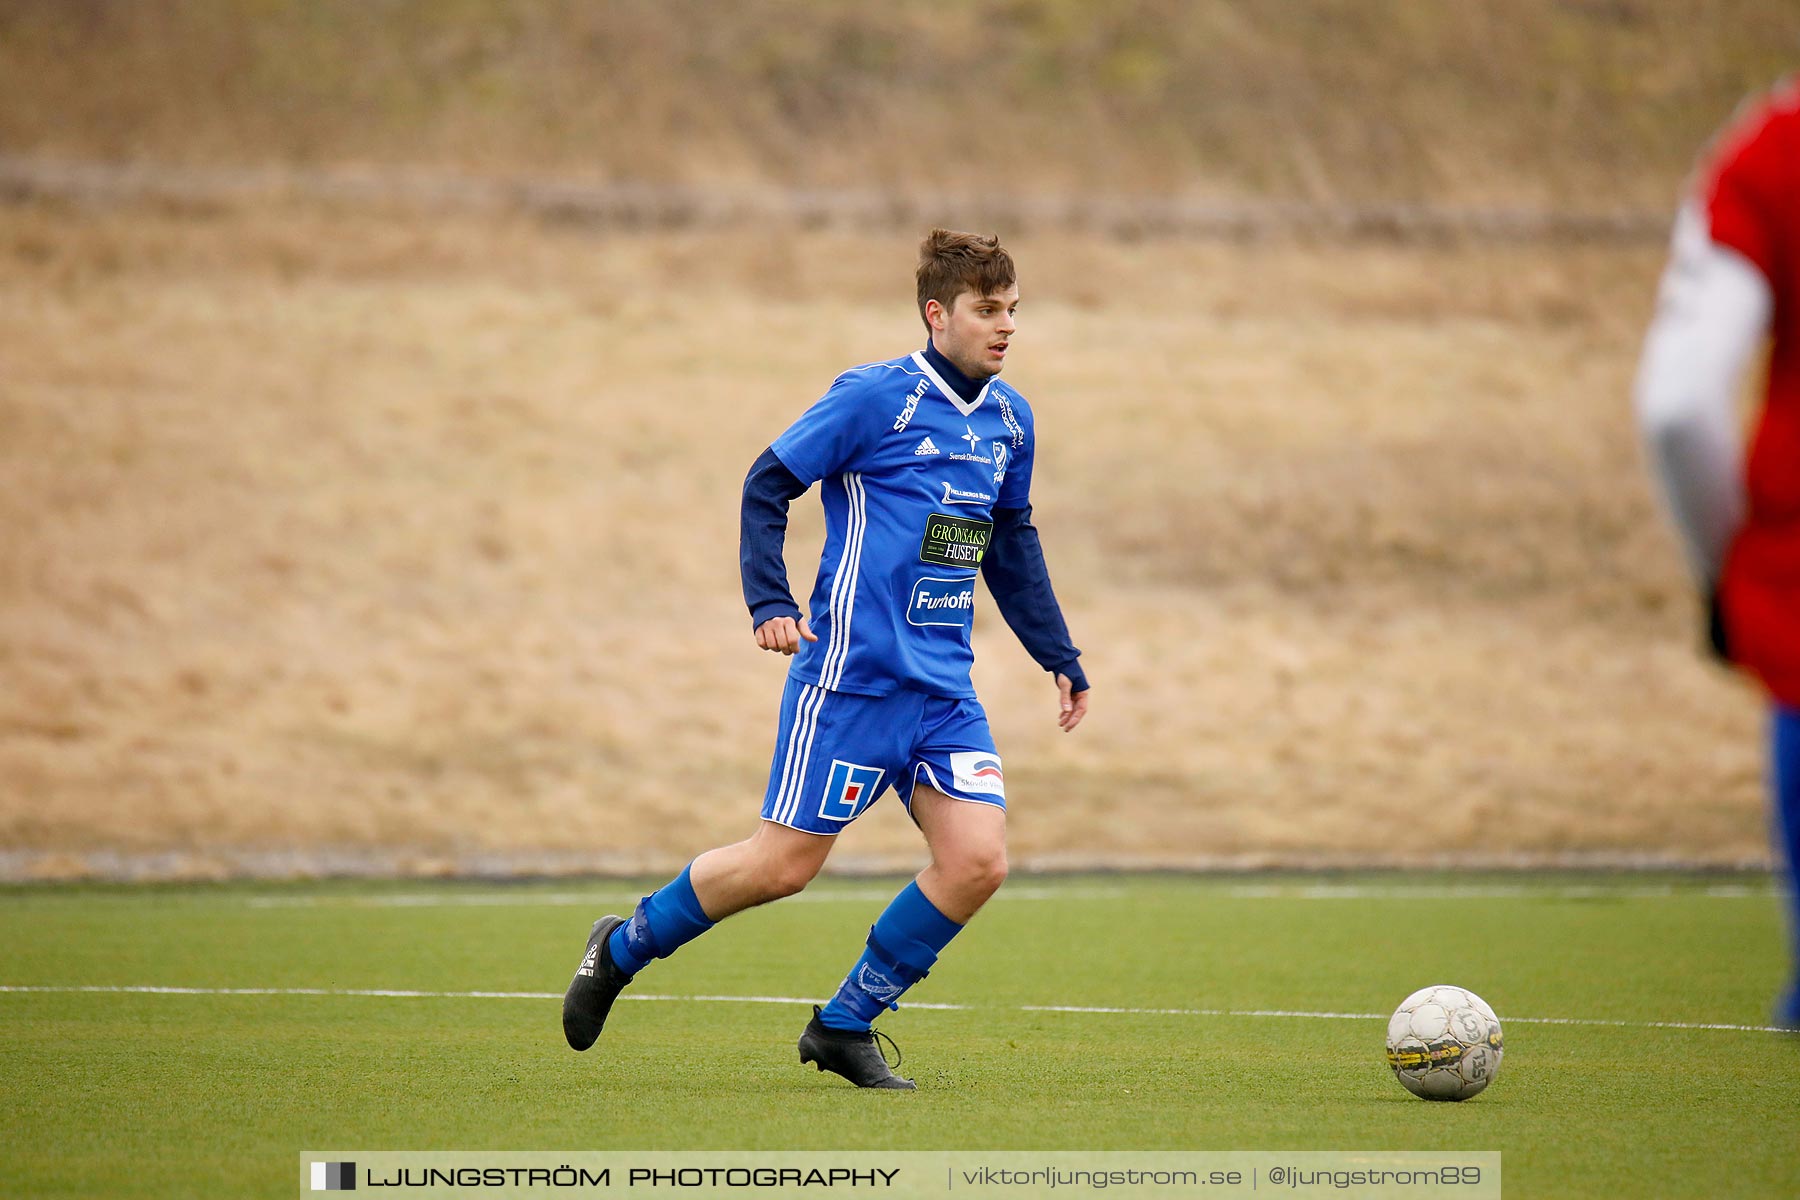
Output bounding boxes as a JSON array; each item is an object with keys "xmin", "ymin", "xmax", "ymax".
[
  {"xmin": 0, "ymin": 1, "xmax": 1786, "ymax": 875},
  {"xmin": 0, "ymin": 0, "xmax": 1796, "ymax": 207},
  {"xmin": 0, "ymin": 202, "xmax": 1767, "ymax": 874}
]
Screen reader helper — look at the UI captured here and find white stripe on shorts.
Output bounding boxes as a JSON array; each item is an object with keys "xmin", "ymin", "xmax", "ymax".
[
  {"xmin": 771, "ymin": 683, "xmax": 809, "ymax": 824},
  {"xmin": 774, "ymin": 472, "xmax": 864, "ymax": 826},
  {"xmin": 775, "ymin": 683, "xmax": 827, "ymax": 825}
]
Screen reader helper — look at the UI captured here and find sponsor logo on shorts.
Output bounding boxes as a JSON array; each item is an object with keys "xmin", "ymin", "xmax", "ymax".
[
  {"xmin": 919, "ymin": 512, "xmax": 992, "ymax": 569},
  {"xmin": 950, "ymin": 751, "xmax": 1005, "ymax": 798},
  {"xmin": 940, "ymin": 481, "xmax": 992, "ymax": 506},
  {"xmin": 908, "ymin": 577, "xmax": 977, "ymax": 627},
  {"xmin": 819, "ymin": 760, "xmax": 884, "ymax": 823}
]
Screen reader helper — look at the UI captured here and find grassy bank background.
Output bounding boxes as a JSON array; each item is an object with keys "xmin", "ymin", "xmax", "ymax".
[
  {"xmin": 2, "ymin": 0, "xmax": 1797, "ymax": 207},
  {"xmin": 0, "ymin": 202, "xmax": 1764, "ymax": 872},
  {"xmin": 1, "ymin": 2, "xmax": 1793, "ymax": 874}
]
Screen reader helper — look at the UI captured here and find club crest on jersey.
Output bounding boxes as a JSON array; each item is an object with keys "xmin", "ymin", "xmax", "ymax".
[
  {"xmin": 991, "ymin": 442, "xmax": 1008, "ymax": 485},
  {"xmin": 949, "ymin": 751, "xmax": 1005, "ymax": 798},
  {"xmin": 819, "ymin": 760, "xmax": 885, "ymax": 823}
]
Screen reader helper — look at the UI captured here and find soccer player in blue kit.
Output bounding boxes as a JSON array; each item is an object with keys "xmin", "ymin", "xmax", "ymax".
[{"xmin": 563, "ymin": 229, "xmax": 1090, "ymax": 1087}]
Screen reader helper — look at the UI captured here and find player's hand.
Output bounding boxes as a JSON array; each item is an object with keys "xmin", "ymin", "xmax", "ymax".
[
  {"xmin": 755, "ymin": 616, "xmax": 817, "ymax": 655},
  {"xmin": 1055, "ymin": 674, "xmax": 1089, "ymax": 733}
]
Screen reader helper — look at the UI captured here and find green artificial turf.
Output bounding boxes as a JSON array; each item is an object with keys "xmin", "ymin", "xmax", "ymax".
[{"xmin": 2, "ymin": 874, "xmax": 1795, "ymax": 1198}]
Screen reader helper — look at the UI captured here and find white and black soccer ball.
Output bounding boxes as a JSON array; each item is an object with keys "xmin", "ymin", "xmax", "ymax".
[{"xmin": 1385, "ymin": 985, "xmax": 1503, "ymax": 1101}]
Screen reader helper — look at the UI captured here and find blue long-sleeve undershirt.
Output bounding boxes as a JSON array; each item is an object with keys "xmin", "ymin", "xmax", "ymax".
[
  {"xmin": 740, "ymin": 447, "xmax": 1088, "ymax": 693},
  {"xmin": 981, "ymin": 504, "xmax": 1087, "ymax": 693},
  {"xmin": 740, "ymin": 447, "xmax": 809, "ymax": 628}
]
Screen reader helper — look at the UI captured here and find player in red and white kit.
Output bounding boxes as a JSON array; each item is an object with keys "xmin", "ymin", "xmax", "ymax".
[{"xmin": 1634, "ymin": 76, "xmax": 1800, "ymax": 1027}]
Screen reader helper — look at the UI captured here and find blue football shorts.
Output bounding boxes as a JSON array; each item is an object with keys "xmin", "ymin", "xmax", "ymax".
[{"xmin": 760, "ymin": 677, "xmax": 1006, "ymax": 835}]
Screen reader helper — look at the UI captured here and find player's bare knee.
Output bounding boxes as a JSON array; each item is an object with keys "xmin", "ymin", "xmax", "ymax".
[
  {"xmin": 949, "ymin": 846, "xmax": 1007, "ymax": 898},
  {"xmin": 761, "ymin": 851, "xmax": 824, "ymax": 901},
  {"xmin": 979, "ymin": 850, "xmax": 1009, "ymax": 896},
  {"xmin": 764, "ymin": 867, "xmax": 811, "ymax": 901}
]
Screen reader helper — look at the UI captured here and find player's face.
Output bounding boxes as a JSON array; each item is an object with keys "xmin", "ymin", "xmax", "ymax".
[{"xmin": 929, "ymin": 284, "xmax": 1019, "ymax": 380}]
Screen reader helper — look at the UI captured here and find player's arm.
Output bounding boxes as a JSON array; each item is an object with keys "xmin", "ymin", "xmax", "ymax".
[
  {"xmin": 741, "ymin": 447, "xmax": 816, "ymax": 655},
  {"xmin": 982, "ymin": 504, "xmax": 1089, "ymax": 731},
  {"xmin": 748, "ymin": 371, "xmax": 885, "ymax": 654},
  {"xmin": 1633, "ymin": 202, "xmax": 1773, "ymax": 656}
]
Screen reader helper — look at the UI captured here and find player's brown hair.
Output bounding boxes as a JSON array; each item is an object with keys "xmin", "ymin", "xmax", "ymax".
[{"xmin": 915, "ymin": 228, "xmax": 1015, "ymax": 329}]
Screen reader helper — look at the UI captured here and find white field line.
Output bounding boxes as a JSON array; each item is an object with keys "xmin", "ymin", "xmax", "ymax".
[
  {"xmin": 1222, "ymin": 884, "xmax": 1780, "ymax": 900},
  {"xmin": 2, "ymin": 884, "xmax": 1774, "ymax": 910},
  {"xmin": 1018, "ymin": 1004, "xmax": 1796, "ymax": 1035},
  {"xmin": 233, "ymin": 887, "xmax": 1127, "ymax": 909},
  {"xmin": 1, "ymin": 984, "xmax": 1792, "ymax": 1035},
  {"xmin": 238, "ymin": 884, "xmax": 1779, "ymax": 907}
]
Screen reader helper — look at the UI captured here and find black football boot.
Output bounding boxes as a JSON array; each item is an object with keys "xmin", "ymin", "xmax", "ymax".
[
  {"xmin": 797, "ymin": 1005, "xmax": 916, "ymax": 1089},
  {"xmin": 562, "ymin": 915, "xmax": 632, "ymax": 1051}
]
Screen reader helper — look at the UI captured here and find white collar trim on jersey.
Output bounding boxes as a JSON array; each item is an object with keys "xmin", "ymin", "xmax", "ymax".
[{"xmin": 910, "ymin": 351, "xmax": 990, "ymax": 417}]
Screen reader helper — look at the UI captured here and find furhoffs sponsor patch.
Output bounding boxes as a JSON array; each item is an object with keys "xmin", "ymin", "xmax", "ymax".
[{"xmin": 907, "ymin": 577, "xmax": 977, "ymax": 627}]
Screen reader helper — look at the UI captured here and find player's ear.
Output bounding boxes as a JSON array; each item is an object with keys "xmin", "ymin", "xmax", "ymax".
[{"xmin": 924, "ymin": 298, "xmax": 946, "ymax": 331}]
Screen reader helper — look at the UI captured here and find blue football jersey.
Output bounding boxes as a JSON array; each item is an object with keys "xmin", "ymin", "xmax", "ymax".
[{"xmin": 770, "ymin": 351, "xmax": 1036, "ymax": 698}]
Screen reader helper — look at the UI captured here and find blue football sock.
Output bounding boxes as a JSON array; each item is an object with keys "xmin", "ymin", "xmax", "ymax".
[
  {"xmin": 818, "ymin": 881, "xmax": 965, "ymax": 1032},
  {"xmin": 607, "ymin": 864, "xmax": 715, "ymax": 977},
  {"xmin": 1773, "ymin": 704, "xmax": 1800, "ymax": 1022}
]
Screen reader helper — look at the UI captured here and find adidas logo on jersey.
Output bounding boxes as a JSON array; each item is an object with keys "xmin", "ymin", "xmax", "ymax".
[{"xmin": 914, "ymin": 437, "xmax": 941, "ymax": 456}]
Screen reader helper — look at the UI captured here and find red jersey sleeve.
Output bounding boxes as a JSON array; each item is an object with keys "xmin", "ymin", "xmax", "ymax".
[
  {"xmin": 1705, "ymin": 78, "xmax": 1800, "ymax": 705},
  {"xmin": 1701, "ymin": 78, "xmax": 1799, "ymax": 288}
]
